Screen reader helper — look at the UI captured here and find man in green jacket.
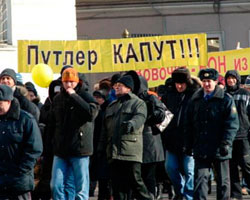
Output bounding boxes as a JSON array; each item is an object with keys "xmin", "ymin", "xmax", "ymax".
[{"xmin": 100, "ymin": 74, "xmax": 153, "ymax": 200}]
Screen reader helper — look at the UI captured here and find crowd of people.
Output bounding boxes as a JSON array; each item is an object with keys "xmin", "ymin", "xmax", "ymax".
[{"xmin": 0, "ymin": 65, "xmax": 250, "ymax": 200}]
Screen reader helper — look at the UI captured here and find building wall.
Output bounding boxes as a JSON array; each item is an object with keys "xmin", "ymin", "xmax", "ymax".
[
  {"xmin": 0, "ymin": 0, "xmax": 77, "ymax": 102},
  {"xmin": 77, "ymin": 16, "xmax": 164, "ymax": 40},
  {"xmin": 165, "ymin": 13, "xmax": 250, "ymax": 50},
  {"xmin": 76, "ymin": 1, "xmax": 250, "ymax": 87},
  {"xmin": 76, "ymin": 1, "xmax": 250, "ymax": 50}
]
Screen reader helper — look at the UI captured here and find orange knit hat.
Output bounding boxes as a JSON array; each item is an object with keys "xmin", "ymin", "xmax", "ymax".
[{"xmin": 62, "ymin": 68, "xmax": 79, "ymax": 83}]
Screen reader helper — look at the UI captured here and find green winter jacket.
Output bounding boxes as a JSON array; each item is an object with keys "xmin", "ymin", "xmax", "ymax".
[{"xmin": 100, "ymin": 92, "xmax": 147, "ymax": 163}]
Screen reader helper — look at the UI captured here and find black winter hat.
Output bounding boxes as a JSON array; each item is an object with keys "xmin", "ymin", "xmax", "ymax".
[
  {"xmin": 172, "ymin": 67, "xmax": 191, "ymax": 84},
  {"xmin": 125, "ymin": 70, "xmax": 140, "ymax": 95},
  {"xmin": 111, "ymin": 73, "xmax": 121, "ymax": 86},
  {"xmin": 93, "ymin": 89, "xmax": 108, "ymax": 100},
  {"xmin": 25, "ymin": 82, "xmax": 38, "ymax": 97},
  {"xmin": 0, "ymin": 85, "xmax": 14, "ymax": 101},
  {"xmin": 0, "ymin": 68, "xmax": 17, "ymax": 84},
  {"xmin": 60, "ymin": 65, "xmax": 73, "ymax": 76},
  {"xmin": 198, "ymin": 68, "xmax": 219, "ymax": 81},
  {"xmin": 117, "ymin": 75, "xmax": 134, "ymax": 91}
]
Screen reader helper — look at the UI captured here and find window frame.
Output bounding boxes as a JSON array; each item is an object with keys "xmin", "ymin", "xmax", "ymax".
[
  {"xmin": 0, "ymin": 0, "xmax": 11, "ymax": 44},
  {"xmin": 207, "ymin": 32, "xmax": 224, "ymax": 52}
]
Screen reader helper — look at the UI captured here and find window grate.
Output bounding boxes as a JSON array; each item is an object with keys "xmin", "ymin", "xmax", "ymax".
[
  {"xmin": 130, "ymin": 33, "xmax": 162, "ymax": 37},
  {"xmin": 0, "ymin": 0, "xmax": 8, "ymax": 43}
]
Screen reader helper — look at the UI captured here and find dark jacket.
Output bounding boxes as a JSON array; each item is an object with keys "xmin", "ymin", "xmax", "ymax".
[
  {"xmin": 161, "ymin": 77, "xmax": 200, "ymax": 153},
  {"xmin": 0, "ymin": 98, "xmax": 43, "ymax": 195},
  {"xmin": 34, "ymin": 79, "xmax": 62, "ymax": 198},
  {"xmin": 50, "ymin": 83, "xmax": 98, "ymax": 158},
  {"xmin": 225, "ymin": 70, "xmax": 250, "ymax": 140},
  {"xmin": 40, "ymin": 79, "xmax": 62, "ymax": 125},
  {"xmin": 14, "ymin": 86, "xmax": 40, "ymax": 121},
  {"xmin": 138, "ymin": 76, "xmax": 165, "ymax": 163},
  {"xmin": 40, "ymin": 79, "xmax": 62, "ymax": 157},
  {"xmin": 186, "ymin": 86, "xmax": 239, "ymax": 160},
  {"xmin": 99, "ymin": 92, "xmax": 147, "ymax": 163},
  {"xmin": 90, "ymin": 100, "xmax": 110, "ymax": 181}
]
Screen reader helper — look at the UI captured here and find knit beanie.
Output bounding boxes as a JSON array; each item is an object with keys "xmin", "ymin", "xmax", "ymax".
[
  {"xmin": 111, "ymin": 73, "xmax": 121, "ymax": 86},
  {"xmin": 62, "ymin": 68, "xmax": 79, "ymax": 83},
  {"xmin": 0, "ymin": 68, "xmax": 17, "ymax": 84},
  {"xmin": 25, "ymin": 82, "xmax": 38, "ymax": 97},
  {"xmin": 125, "ymin": 70, "xmax": 140, "ymax": 95},
  {"xmin": 60, "ymin": 65, "xmax": 73, "ymax": 76},
  {"xmin": 116, "ymin": 75, "xmax": 134, "ymax": 91},
  {"xmin": 172, "ymin": 67, "xmax": 191, "ymax": 84},
  {"xmin": 0, "ymin": 85, "xmax": 14, "ymax": 101},
  {"xmin": 93, "ymin": 89, "xmax": 108, "ymax": 100}
]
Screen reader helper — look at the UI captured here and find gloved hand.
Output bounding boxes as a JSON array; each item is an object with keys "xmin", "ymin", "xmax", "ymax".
[
  {"xmin": 122, "ymin": 121, "xmax": 133, "ymax": 133},
  {"xmin": 219, "ymin": 142, "xmax": 230, "ymax": 156}
]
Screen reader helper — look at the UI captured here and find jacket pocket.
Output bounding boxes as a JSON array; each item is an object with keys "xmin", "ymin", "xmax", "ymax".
[
  {"xmin": 120, "ymin": 134, "xmax": 140, "ymax": 156},
  {"xmin": 6, "ymin": 128, "xmax": 23, "ymax": 143},
  {"xmin": 121, "ymin": 109, "xmax": 133, "ymax": 122}
]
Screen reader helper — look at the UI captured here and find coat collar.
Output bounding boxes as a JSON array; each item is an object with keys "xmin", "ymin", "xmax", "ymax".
[
  {"xmin": 0, "ymin": 98, "xmax": 20, "ymax": 120},
  {"xmin": 192, "ymin": 85, "xmax": 225, "ymax": 101}
]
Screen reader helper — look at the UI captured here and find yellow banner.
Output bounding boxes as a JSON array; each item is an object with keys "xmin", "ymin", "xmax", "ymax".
[
  {"xmin": 141, "ymin": 48, "xmax": 250, "ymax": 88},
  {"xmin": 18, "ymin": 33, "xmax": 207, "ymax": 73}
]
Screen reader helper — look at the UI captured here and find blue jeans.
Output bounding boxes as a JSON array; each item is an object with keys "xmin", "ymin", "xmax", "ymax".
[
  {"xmin": 50, "ymin": 155, "xmax": 90, "ymax": 200},
  {"xmin": 165, "ymin": 151, "xmax": 194, "ymax": 200}
]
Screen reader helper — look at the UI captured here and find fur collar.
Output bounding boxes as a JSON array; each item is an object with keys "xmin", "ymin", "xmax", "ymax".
[{"xmin": 2, "ymin": 98, "xmax": 20, "ymax": 120}]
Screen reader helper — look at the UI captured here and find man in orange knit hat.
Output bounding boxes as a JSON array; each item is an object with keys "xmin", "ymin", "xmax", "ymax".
[{"xmin": 49, "ymin": 68, "xmax": 98, "ymax": 200}]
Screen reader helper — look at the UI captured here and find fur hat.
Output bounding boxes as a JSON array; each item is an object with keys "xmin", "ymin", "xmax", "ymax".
[
  {"xmin": 62, "ymin": 68, "xmax": 79, "ymax": 83},
  {"xmin": 116, "ymin": 75, "xmax": 134, "ymax": 91},
  {"xmin": 198, "ymin": 68, "xmax": 219, "ymax": 81},
  {"xmin": 0, "ymin": 85, "xmax": 14, "ymax": 101},
  {"xmin": 172, "ymin": 67, "xmax": 191, "ymax": 84},
  {"xmin": 0, "ymin": 68, "xmax": 17, "ymax": 84}
]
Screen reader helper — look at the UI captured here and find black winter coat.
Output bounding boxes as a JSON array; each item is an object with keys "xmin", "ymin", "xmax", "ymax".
[
  {"xmin": 161, "ymin": 80, "xmax": 199, "ymax": 154},
  {"xmin": 140, "ymin": 93, "xmax": 165, "ymax": 163},
  {"xmin": 186, "ymin": 86, "xmax": 239, "ymax": 160},
  {"xmin": 138, "ymin": 76, "xmax": 165, "ymax": 163},
  {"xmin": 39, "ymin": 79, "xmax": 62, "ymax": 157},
  {"xmin": 50, "ymin": 84, "xmax": 98, "ymax": 158},
  {"xmin": 225, "ymin": 70, "xmax": 250, "ymax": 140},
  {"xmin": 14, "ymin": 87, "xmax": 40, "ymax": 121},
  {"xmin": 0, "ymin": 98, "xmax": 43, "ymax": 195},
  {"xmin": 90, "ymin": 100, "xmax": 110, "ymax": 181}
]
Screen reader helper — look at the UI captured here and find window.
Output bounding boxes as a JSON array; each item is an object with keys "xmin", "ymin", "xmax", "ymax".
[
  {"xmin": 0, "ymin": 0, "xmax": 10, "ymax": 44},
  {"xmin": 207, "ymin": 33, "xmax": 224, "ymax": 52},
  {"xmin": 129, "ymin": 32, "xmax": 224, "ymax": 53}
]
